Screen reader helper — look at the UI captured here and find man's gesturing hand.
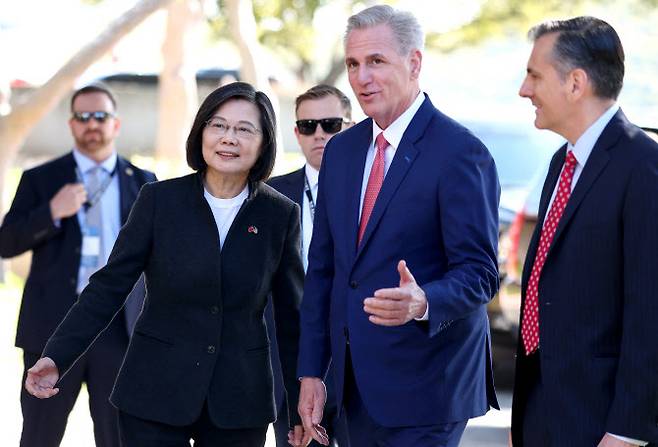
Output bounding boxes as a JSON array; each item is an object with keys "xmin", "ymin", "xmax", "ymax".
[{"xmin": 364, "ymin": 260, "xmax": 428, "ymax": 326}]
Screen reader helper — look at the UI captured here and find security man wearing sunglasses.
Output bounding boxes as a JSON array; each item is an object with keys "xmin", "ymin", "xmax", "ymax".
[
  {"xmin": 267, "ymin": 84, "xmax": 353, "ymax": 447},
  {"xmin": 0, "ymin": 82, "xmax": 156, "ymax": 447}
]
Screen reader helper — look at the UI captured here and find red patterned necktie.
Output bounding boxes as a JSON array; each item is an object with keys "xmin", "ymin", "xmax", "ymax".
[
  {"xmin": 522, "ymin": 150, "xmax": 578, "ymax": 355},
  {"xmin": 358, "ymin": 132, "xmax": 388, "ymax": 245}
]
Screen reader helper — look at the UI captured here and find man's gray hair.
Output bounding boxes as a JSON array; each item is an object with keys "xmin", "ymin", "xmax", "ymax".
[{"xmin": 345, "ymin": 5, "xmax": 424, "ymax": 55}]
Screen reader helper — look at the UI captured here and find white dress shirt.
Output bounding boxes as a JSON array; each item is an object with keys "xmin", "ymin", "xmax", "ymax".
[
  {"xmin": 302, "ymin": 164, "xmax": 319, "ymax": 272},
  {"xmin": 73, "ymin": 149, "xmax": 120, "ymax": 293},
  {"xmin": 541, "ymin": 104, "xmax": 646, "ymax": 446},
  {"xmin": 543, "ymin": 104, "xmax": 619, "ymax": 221},
  {"xmin": 358, "ymin": 91, "xmax": 425, "ymax": 219},
  {"xmin": 358, "ymin": 92, "xmax": 430, "ymax": 321},
  {"xmin": 204, "ymin": 185, "xmax": 249, "ymax": 250}
]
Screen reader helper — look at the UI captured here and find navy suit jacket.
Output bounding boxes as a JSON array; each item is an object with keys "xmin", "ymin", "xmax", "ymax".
[
  {"xmin": 512, "ymin": 110, "xmax": 658, "ymax": 445},
  {"xmin": 268, "ymin": 168, "xmax": 305, "ymax": 210},
  {"xmin": 297, "ymin": 95, "xmax": 500, "ymax": 426},
  {"xmin": 0, "ymin": 152, "xmax": 156, "ymax": 354}
]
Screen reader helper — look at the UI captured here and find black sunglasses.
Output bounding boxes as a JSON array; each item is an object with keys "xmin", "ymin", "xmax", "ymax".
[
  {"xmin": 72, "ymin": 111, "xmax": 115, "ymax": 123},
  {"xmin": 296, "ymin": 118, "xmax": 347, "ymax": 135}
]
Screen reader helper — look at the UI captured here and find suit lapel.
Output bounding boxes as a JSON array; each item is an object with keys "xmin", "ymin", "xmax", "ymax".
[
  {"xmin": 59, "ymin": 153, "xmax": 82, "ymax": 237},
  {"xmin": 221, "ymin": 179, "xmax": 263, "ymax": 250},
  {"xmin": 290, "ymin": 168, "xmax": 305, "ymax": 210},
  {"xmin": 353, "ymin": 97, "xmax": 432, "ymax": 262},
  {"xmin": 345, "ymin": 124, "xmax": 372, "ymax": 261},
  {"xmin": 548, "ymin": 112, "xmax": 623, "ymax": 254},
  {"xmin": 522, "ymin": 111, "xmax": 625, "ymax": 291},
  {"xmin": 117, "ymin": 157, "xmax": 140, "ymax": 224},
  {"xmin": 61, "ymin": 152, "xmax": 79, "ymax": 184}
]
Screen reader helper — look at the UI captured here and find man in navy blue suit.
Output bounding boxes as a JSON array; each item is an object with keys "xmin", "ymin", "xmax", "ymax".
[
  {"xmin": 296, "ymin": 5, "xmax": 500, "ymax": 447},
  {"xmin": 511, "ymin": 17, "xmax": 658, "ymax": 447},
  {"xmin": 0, "ymin": 83, "xmax": 155, "ymax": 447},
  {"xmin": 267, "ymin": 84, "xmax": 352, "ymax": 447}
]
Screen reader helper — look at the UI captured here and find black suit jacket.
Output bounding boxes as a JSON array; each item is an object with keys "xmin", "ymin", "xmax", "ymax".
[
  {"xmin": 0, "ymin": 152, "xmax": 156, "ymax": 354},
  {"xmin": 43, "ymin": 173, "xmax": 304, "ymax": 429},
  {"xmin": 268, "ymin": 167, "xmax": 305, "ymax": 211},
  {"xmin": 512, "ymin": 110, "xmax": 658, "ymax": 445},
  {"xmin": 266, "ymin": 167, "xmax": 305, "ymax": 408}
]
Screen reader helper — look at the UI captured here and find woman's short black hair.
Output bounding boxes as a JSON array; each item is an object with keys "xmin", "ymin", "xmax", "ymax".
[{"xmin": 186, "ymin": 81, "xmax": 277, "ymax": 182}]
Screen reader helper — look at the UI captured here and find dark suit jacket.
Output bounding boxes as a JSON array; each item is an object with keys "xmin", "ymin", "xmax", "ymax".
[
  {"xmin": 0, "ymin": 152, "xmax": 156, "ymax": 354},
  {"xmin": 267, "ymin": 166, "xmax": 341, "ymax": 417},
  {"xmin": 512, "ymin": 110, "xmax": 658, "ymax": 445},
  {"xmin": 268, "ymin": 167, "xmax": 305, "ymax": 210},
  {"xmin": 266, "ymin": 167, "xmax": 304, "ymax": 409},
  {"xmin": 43, "ymin": 173, "xmax": 304, "ymax": 429},
  {"xmin": 297, "ymin": 94, "xmax": 500, "ymax": 427}
]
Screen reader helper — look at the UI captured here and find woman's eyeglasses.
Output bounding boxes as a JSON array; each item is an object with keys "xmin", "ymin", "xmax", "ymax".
[
  {"xmin": 205, "ymin": 117, "xmax": 261, "ymax": 140},
  {"xmin": 71, "ymin": 111, "xmax": 115, "ymax": 123},
  {"xmin": 296, "ymin": 118, "xmax": 348, "ymax": 135}
]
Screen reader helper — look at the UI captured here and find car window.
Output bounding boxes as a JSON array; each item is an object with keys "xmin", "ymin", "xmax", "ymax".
[{"xmin": 466, "ymin": 122, "xmax": 563, "ymax": 188}]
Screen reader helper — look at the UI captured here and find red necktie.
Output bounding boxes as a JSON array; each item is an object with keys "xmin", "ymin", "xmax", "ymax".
[
  {"xmin": 522, "ymin": 150, "xmax": 577, "ymax": 355},
  {"xmin": 358, "ymin": 132, "xmax": 388, "ymax": 245}
]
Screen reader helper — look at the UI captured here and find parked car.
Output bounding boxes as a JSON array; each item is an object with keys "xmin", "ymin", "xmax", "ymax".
[
  {"xmin": 466, "ymin": 121, "xmax": 562, "ymax": 343},
  {"xmin": 466, "ymin": 121, "xmax": 561, "ymax": 235},
  {"xmin": 495, "ymin": 126, "xmax": 658, "ymax": 343}
]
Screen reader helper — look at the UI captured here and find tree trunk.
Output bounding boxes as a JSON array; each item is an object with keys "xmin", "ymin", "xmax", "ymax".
[
  {"xmin": 319, "ymin": 54, "xmax": 346, "ymax": 86},
  {"xmin": 225, "ymin": 0, "xmax": 269, "ymax": 89},
  {"xmin": 154, "ymin": 0, "xmax": 204, "ymax": 178},
  {"xmin": 225, "ymin": 0, "xmax": 285, "ymax": 172},
  {"xmin": 0, "ymin": 0, "xmax": 174, "ymax": 216}
]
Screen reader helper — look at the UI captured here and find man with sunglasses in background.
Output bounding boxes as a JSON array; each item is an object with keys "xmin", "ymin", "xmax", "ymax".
[
  {"xmin": 267, "ymin": 84, "xmax": 352, "ymax": 447},
  {"xmin": 0, "ymin": 82, "xmax": 156, "ymax": 447}
]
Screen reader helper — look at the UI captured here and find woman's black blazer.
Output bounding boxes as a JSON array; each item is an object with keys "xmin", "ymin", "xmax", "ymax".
[{"xmin": 44, "ymin": 173, "xmax": 304, "ymax": 429}]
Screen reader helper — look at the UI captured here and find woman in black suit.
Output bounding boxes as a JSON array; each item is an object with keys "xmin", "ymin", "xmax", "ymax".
[{"xmin": 25, "ymin": 82, "xmax": 309, "ymax": 447}]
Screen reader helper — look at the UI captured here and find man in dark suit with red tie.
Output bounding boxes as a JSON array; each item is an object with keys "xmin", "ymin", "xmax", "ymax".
[
  {"xmin": 296, "ymin": 5, "xmax": 500, "ymax": 447},
  {"xmin": 512, "ymin": 17, "xmax": 658, "ymax": 446},
  {"xmin": 267, "ymin": 84, "xmax": 352, "ymax": 447},
  {"xmin": 0, "ymin": 83, "xmax": 155, "ymax": 447}
]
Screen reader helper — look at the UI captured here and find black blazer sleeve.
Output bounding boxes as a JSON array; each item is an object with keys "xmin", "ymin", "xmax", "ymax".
[
  {"xmin": 606, "ymin": 154, "xmax": 658, "ymax": 440},
  {"xmin": 271, "ymin": 203, "xmax": 304, "ymax": 427},
  {"xmin": 0, "ymin": 171, "xmax": 61, "ymax": 258},
  {"xmin": 43, "ymin": 182, "xmax": 155, "ymax": 374}
]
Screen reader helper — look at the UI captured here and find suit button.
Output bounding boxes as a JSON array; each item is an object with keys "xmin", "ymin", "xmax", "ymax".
[
  {"xmin": 545, "ymin": 302, "xmax": 551, "ymax": 306},
  {"xmin": 210, "ymin": 306, "xmax": 219, "ymax": 315},
  {"xmin": 207, "ymin": 345, "xmax": 216, "ymax": 354},
  {"xmin": 74, "ymin": 246, "xmax": 81, "ymax": 254},
  {"xmin": 70, "ymin": 278, "xmax": 76, "ymax": 286},
  {"xmin": 349, "ymin": 280, "xmax": 358, "ymax": 289}
]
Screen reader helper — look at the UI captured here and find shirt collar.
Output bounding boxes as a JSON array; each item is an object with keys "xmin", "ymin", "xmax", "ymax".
[
  {"xmin": 372, "ymin": 91, "xmax": 425, "ymax": 150},
  {"xmin": 204, "ymin": 183, "xmax": 249, "ymax": 208},
  {"xmin": 568, "ymin": 103, "xmax": 619, "ymax": 167},
  {"xmin": 304, "ymin": 164, "xmax": 319, "ymax": 188},
  {"xmin": 73, "ymin": 148, "xmax": 118, "ymax": 175}
]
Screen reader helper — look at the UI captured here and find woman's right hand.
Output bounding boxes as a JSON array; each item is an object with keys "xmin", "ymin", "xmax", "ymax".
[{"xmin": 25, "ymin": 357, "xmax": 60, "ymax": 399}]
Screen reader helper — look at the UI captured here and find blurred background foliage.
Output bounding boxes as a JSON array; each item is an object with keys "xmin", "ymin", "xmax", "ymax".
[{"xmin": 428, "ymin": 0, "xmax": 657, "ymax": 51}]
